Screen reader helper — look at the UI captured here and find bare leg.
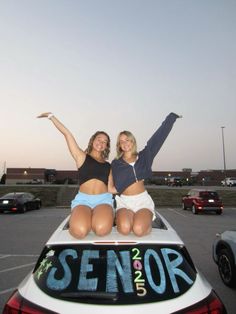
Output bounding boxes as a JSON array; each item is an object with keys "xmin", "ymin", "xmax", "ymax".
[
  {"xmin": 92, "ymin": 204, "xmax": 114, "ymax": 236},
  {"xmin": 69, "ymin": 205, "xmax": 92, "ymax": 239},
  {"xmin": 133, "ymin": 208, "xmax": 153, "ymax": 236},
  {"xmin": 116, "ymin": 208, "xmax": 134, "ymax": 235}
]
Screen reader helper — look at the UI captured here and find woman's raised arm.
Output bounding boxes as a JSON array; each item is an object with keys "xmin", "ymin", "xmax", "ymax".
[{"xmin": 37, "ymin": 112, "xmax": 85, "ymax": 168}]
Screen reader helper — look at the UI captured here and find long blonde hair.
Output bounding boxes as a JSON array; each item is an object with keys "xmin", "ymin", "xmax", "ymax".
[
  {"xmin": 116, "ymin": 131, "xmax": 137, "ymax": 159},
  {"xmin": 86, "ymin": 131, "xmax": 110, "ymax": 160}
]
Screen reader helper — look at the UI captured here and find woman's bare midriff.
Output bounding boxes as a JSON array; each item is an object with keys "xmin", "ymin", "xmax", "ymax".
[
  {"xmin": 79, "ymin": 179, "xmax": 109, "ymax": 195},
  {"xmin": 122, "ymin": 180, "xmax": 146, "ymax": 195}
]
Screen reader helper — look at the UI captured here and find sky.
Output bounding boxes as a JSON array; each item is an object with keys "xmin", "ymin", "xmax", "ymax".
[{"xmin": 0, "ymin": 0, "xmax": 235, "ymax": 176}]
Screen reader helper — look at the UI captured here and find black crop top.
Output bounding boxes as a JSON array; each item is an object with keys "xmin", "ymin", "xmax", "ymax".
[{"xmin": 78, "ymin": 154, "xmax": 111, "ymax": 186}]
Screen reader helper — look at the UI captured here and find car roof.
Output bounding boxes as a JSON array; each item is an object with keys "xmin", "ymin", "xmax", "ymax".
[
  {"xmin": 189, "ymin": 189, "xmax": 217, "ymax": 192},
  {"xmin": 5, "ymin": 192, "xmax": 26, "ymax": 194},
  {"xmin": 1, "ymin": 192, "xmax": 25, "ymax": 197},
  {"xmin": 46, "ymin": 212, "xmax": 184, "ymax": 246}
]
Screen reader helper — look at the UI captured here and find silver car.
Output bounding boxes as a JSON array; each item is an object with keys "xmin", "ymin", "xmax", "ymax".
[{"xmin": 213, "ymin": 230, "xmax": 236, "ymax": 288}]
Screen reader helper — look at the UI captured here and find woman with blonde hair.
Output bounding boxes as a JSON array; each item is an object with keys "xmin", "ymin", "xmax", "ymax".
[
  {"xmin": 38, "ymin": 113, "xmax": 114, "ymax": 239},
  {"xmin": 111, "ymin": 112, "xmax": 182, "ymax": 237}
]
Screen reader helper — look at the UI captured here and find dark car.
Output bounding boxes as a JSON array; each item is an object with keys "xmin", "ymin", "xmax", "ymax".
[
  {"xmin": 167, "ymin": 176, "xmax": 182, "ymax": 187},
  {"xmin": 213, "ymin": 230, "xmax": 236, "ymax": 288},
  {"xmin": 0, "ymin": 192, "xmax": 41, "ymax": 213},
  {"xmin": 182, "ymin": 189, "xmax": 223, "ymax": 215}
]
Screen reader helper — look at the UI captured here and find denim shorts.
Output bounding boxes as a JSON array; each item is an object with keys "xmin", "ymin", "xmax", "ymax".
[{"xmin": 71, "ymin": 192, "xmax": 113, "ymax": 210}]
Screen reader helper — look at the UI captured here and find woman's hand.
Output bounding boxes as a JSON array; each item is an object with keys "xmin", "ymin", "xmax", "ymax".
[{"xmin": 37, "ymin": 112, "xmax": 52, "ymax": 118}]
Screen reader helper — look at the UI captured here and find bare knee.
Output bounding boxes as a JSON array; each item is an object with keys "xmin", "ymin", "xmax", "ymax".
[
  {"xmin": 117, "ymin": 221, "xmax": 132, "ymax": 235},
  {"xmin": 93, "ymin": 222, "xmax": 112, "ymax": 236},
  {"xmin": 92, "ymin": 205, "xmax": 113, "ymax": 236},
  {"xmin": 116, "ymin": 209, "xmax": 133, "ymax": 235},
  {"xmin": 69, "ymin": 223, "xmax": 90, "ymax": 239},
  {"xmin": 133, "ymin": 209, "xmax": 153, "ymax": 236},
  {"xmin": 69, "ymin": 206, "xmax": 91, "ymax": 239},
  {"xmin": 69, "ymin": 215, "xmax": 90, "ymax": 239},
  {"xmin": 133, "ymin": 222, "xmax": 151, "ymax": 237}
]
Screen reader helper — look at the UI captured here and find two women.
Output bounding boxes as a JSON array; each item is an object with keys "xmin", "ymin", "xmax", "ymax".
[{"xmin": 38, "ymin": 112, "xmax": 181, "ymax": 238}]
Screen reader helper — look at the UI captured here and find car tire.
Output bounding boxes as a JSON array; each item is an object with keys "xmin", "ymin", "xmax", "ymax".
[
  {"xmin": 218, "ymin": 248, "xmax": 236, "ymax": 288},
  {"xmin": 36, "ymin": 202, "xmax": 41, "ymax": 210},
  {"xmin": 20, "ymin": 205, "xmax": 27, "ymax": 214},
  {"xmin": 192, "ymin": 205, "xmax": 198, "ymax": 215},
  {"xmin": 216, "ymin": 209, "xmax": 222, "ymax": 215},
  {"xmin": 182, "ymin": 203, "xmax": 187, "ymax": 210}
]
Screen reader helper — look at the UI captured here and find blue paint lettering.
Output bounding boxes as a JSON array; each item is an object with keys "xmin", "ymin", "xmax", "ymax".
[
  {"xmin": 106, "ymin": 250, "xmax": 133, "ymax": 293},
  {"xmin": 161, "ymin": 248, "xmax": 193, "ymax": 293},
  {"xmin": 77, "ymin": 250, "xmax": 99, "ymax": 291},
  {"xmin": 144, "ymin": 249, "xmax": 166, "ymax": 294},
  {"xmin": 47, "ymin": 249, "xmax": 77, "ymax": 290}
]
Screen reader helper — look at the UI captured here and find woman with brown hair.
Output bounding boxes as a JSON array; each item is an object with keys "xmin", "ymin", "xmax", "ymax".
[{"xmin": 38, "ymin": 112, "xmax": 114, "ymax": 239}]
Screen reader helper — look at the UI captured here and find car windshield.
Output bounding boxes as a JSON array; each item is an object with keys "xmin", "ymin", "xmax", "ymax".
[
  {"xmin": 33, "ymin": 244, "xmax": 196, "ymax": 305},
  {"xmin": 199, "ymin": 191, "xmax": 219, "ymax": 200}
]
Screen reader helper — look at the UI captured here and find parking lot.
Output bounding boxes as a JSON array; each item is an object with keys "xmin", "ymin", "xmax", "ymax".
[{"xmin": 0, "ymin": 206, "xmax": 236, "ymax": 313}]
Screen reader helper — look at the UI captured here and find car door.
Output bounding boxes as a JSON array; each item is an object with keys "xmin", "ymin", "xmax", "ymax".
[
  {"xmin": 24, "ymin": 193, "xmax": 34, "ymax": 209},
  {"xmin": 185, "ymin": 191, "xmax": 195, "ymax": 207}
]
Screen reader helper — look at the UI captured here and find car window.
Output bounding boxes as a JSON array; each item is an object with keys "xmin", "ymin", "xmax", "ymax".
[
  {"xmin": 33, "ymin": 244, "xmax": 196, "ymax": 305},
  {"xmin": 26, "ymin": 193, "xmax": 33, "ymax": 200},
  {"xmin": 199, "ymin": 192, "xmax": 219, "ymax": 200},
  {"xmin": 3, "ymin": 193, "xmax": 15, "ymax": 199}
]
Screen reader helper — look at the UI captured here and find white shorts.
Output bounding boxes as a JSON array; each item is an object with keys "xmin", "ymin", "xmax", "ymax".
[{"xmin": 115, "ymin": 191, "xmax": 155, "ymax": 214}]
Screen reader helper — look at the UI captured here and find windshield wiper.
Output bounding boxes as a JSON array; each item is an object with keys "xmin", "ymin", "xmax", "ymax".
[{"xmin": 60, "ymin": 291, "xmax": 118, "ymax": 301}]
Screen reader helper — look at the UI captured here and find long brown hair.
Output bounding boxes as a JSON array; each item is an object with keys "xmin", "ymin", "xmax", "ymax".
[
  {"xmin": 116, "ymin": 130, "xmax": 137, "ymax": 159},
  {"xmin": 86, "ymin": 131, "xmax": 110, "ymax": 160}
]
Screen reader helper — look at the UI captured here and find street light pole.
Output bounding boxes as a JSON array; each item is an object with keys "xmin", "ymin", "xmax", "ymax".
[{"xmin": 221, "ymin": 126, "xmax": 227, "ymax": 186}]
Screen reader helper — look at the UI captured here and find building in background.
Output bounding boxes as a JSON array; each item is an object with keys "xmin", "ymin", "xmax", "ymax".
[
  {"xmin": 5, "ymin": 168, "xmax": 78, "ymax": 185},
  {"xmin": 3, "ymin": 167, "xmax": 236, "ymax": 186}
]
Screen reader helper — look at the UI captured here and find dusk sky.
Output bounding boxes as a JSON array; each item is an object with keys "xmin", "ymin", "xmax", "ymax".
[{"xmin": 0, "ymin": 0, "xmax": 235, "ymax": 176}]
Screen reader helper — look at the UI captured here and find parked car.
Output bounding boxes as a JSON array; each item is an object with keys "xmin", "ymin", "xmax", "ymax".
[
  {"xmin": 182, "ymin": 189, "xmax": 223, "ymax": 215},
  {"xmin": 0, "ymin": 192, "xmax": 41, "ymax": 213},
  {"xmin": 167, "ymin": 176, "xmax": 182, "ymax": 187},
  {"xmin": 213, "ymin": 230, "xmax": 236, "ymax": 288},
  {"xmin": 3, "ymin": 212, "xmax": 227, "ymax": 314},
  {"xmin": 221, "ymin": 177, "xmax": 236, "ymax": 187}
]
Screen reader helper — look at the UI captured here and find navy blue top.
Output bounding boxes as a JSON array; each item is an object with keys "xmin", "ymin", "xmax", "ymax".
[{"xmin": 111, "ymin": 113, "xmax": 179, "ymax": 193}]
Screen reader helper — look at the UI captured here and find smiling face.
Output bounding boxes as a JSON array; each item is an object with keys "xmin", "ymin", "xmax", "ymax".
[
  {"xmin": 87, "ymin": 131, "xmax": 110, "ymax": 159},
  {"xmin": 116, "ymin": 131, "xmax": 137, "ymax": 158},
  {"xmin": 93, "ymin": 134, "xmax": 109, "ymax": 152},
  {"xmin": 119, "ymin": 134, "xmax": 134, "ymax": 153}
]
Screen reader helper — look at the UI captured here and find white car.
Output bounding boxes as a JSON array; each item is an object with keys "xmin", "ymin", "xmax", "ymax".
[
  {"xmin": 221, "ymin": 177, "xmax": 236, "ymax": 187},
  {"xmin": 213, "ymin": 230, "xmax": 236, "ymax": 288},
  {"xmin": 3, "ymin": 212, "xmax": 227, "ymax": 314}
]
